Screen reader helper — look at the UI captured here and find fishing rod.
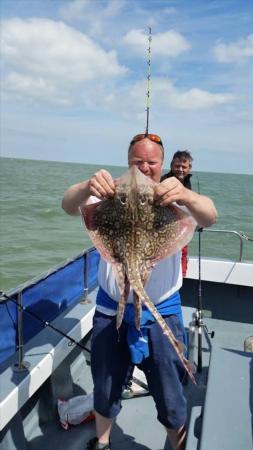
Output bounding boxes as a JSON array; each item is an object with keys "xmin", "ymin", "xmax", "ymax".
[
  {"xmin": 194, "ymin": 176, "xmax": 214, "ymax": 373},
  {"xmin": 145, "ymin": 27, "xmax": 152, "ymax": 135},
  {"xmin": 0, "ymin": 291, "xmax": 91, "ymax": 354},
  {"xmin": 195, "ymin": 175, "xmax": 203, "ymax": 372}
]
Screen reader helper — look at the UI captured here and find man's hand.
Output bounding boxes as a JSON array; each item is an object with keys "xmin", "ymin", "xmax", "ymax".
[
  {"xmin": 154, "ymin": 176, "xmax": 217, "ymax": 227},
  {"xmin": 154, "ymin": 177, "xmax": 189, "ymax": 206},
  {"xmin": 62, "ymin": 169, "xmax": 115, "ymax": 215},
  {"xmin": 88, "ymin": 169, "xmax": 115, "ymax": 199}
]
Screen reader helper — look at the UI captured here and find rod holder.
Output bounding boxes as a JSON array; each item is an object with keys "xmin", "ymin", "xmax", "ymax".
[
  {"xmin": 80, "ymin": 251, "xmax": 91, "ymax": 304},
  {"xmin": 12, "ymin": 292, "xmax": 30, "ymax": 372},
  {"xmin": 244, "ymin": 336, "xmax": 253, "ymax": 352}
]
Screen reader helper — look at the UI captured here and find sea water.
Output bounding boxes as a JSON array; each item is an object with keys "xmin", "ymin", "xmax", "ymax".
[{"xmin": 0, "ymin": 157, "xmax": 252, "ymax": 291}]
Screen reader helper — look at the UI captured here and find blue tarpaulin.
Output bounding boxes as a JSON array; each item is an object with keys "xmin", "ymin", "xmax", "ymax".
[{"xmin": 0, "ymin": 249, "xmax": 100, "ymax": 365}]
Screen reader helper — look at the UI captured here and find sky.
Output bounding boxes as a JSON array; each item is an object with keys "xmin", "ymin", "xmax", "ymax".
[{"xmin": 1, "ymin": 0, "xmax": 253, "ymax": 174}]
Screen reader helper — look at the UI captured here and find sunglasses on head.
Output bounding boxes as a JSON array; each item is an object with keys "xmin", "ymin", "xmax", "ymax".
[{"xmin": 129, "ymin": 133, "xmax": 163, "ymax": 147}]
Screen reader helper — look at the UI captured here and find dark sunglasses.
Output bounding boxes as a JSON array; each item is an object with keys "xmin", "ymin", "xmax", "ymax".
[{"xmin": 129, "ymin": 133, "xmax": 163, "ymax": 147}]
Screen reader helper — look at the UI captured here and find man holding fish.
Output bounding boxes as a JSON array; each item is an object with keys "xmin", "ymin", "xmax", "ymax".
[{"xmin": 62, "ymin": 133, "xmax": 217, "ymax": 450}]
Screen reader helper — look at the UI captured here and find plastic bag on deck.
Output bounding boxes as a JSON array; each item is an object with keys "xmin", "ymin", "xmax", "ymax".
[{"xmin": 57, "ymin": 393, "xmax": 95, "ymax": 430}]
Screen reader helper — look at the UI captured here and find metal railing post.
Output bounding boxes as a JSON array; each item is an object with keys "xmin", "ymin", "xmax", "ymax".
[
  {"xmin": 239, "ymin": 237, "xmax": 243, "ymax": 262},
  {"xmin": 12, "ymin": 291, "xmax": 30, "ymax": 372},
  {"xmin": 201, "ymin": 228, "xmax": 250, "ymax": 261},
  {"xmin": 84, "ymin": 251, "xmax": 89, "ymax": 298},
  {"xmin": 80, "ymin": 251, "xmax": 90, "ymax": 304}
]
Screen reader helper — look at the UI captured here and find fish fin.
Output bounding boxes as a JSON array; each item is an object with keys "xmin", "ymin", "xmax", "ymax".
[
  {"xmin": 127, "ymin": 262, "xmax": 196, "ymax": 384},
  {"xmin": 116, "ymin": 294, "xmax": 127, "ymax": 329},
  {"xmin": 116, "ymin": 271, "xmax": 130, "ymax": 330},
  {"xmin": 133, "ymin": 292, "xmax": 141, "ymax": 330}
]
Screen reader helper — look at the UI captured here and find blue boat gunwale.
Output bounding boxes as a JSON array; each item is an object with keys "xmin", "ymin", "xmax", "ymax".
[
  {"xmin": 0, "ymin": 247, "xmax": 100, "ymax": 366},
  {"xmin": 0, "ymin": 287, "xmax": 97, "ymax": 431},
  {"xmin": 4, "ymin": 246, "xmax": 99, "ymax": 297}
]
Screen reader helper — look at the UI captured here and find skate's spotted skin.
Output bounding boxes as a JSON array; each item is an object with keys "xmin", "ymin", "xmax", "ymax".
[{"xmin": 81, "ymin": 166, "xmax": 196, "ymax": 383}]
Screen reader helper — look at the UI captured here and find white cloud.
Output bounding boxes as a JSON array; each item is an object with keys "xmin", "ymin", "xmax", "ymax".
[
  {"xmin": 166, "ymin": 85, "xmax": 233, "ymax": 110},
  {"xmin": 0, "ymin": 17, "xmax": 234, "ymax": 114},
  {"xmin": 103, "ymin": 0, "xmax": 126, "ymax": 18},
  {"xmin": 60, "ymin": 0, "xmax": 125, "ymax": 20},
  {"xmin": 122, "ymin": 29, "xmax": 191, "ymax": 57},
  {"xmin": 59, "ymin": 0, "xmax": 126, "ymax": 36},
  {"xmin": 59, "ymin": 0, "xmax": 90, "ymax": 21},
  {"xmin": 2, "ymin": 72, "xmax": 71, "ymax": 105},
  {"xmin": 109, "ymin": 78, "xmax": 233, "ymax": 117},
  {"xmin": 213, "ymin": 34, "xmax": 253, "ymax": 63},
  {"xmin": 1, "ymin": 18, "xmax": 127, "ymax": 104}
]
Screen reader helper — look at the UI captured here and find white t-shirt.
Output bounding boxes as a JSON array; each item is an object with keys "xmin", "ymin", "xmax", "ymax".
[{"xmin": 97, "ymin": 253, "xmax": 182, "ymax": 315}]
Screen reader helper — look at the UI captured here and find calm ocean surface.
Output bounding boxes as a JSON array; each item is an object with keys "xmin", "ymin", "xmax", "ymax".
[{"xmin": 0, "ymin": 157, "xmax": 252, "ymax": 292}]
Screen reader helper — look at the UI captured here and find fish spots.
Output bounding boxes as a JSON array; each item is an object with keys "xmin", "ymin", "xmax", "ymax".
[{"xmin": 81, "ymin": 166, "xmax": 197, "ymax": 383}]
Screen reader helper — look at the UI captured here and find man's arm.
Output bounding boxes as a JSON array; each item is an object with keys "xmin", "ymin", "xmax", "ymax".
[
  {"xmin": 62, "ymin": 169, "xmax": 115, "ymax": 216},
  {"xmin": 62, "ymin": 180, "xmax": 91, "ymax": 216},
  {"xmin": 155, "ymin": 177, "xmax": 217, "ymax": 228},
  {"xmin": 179, "ymin": 189, "xmax": 217, "ymax": 227}
]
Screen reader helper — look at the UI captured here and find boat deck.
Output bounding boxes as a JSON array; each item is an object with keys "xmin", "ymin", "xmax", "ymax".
[
  {"xmin": 1, "ymin": 254, "xmax": 253, "ymax": 450},
  {"xmin": 9, "ymin": 308, "xmax": 252, "ymax": 450}
]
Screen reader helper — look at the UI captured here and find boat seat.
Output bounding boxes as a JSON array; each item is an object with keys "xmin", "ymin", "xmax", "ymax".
[
  {"xmin": 199, "ymin": 345, "xmax": 253, "ymax": 450},
  {"xmin": 0, "ymin": 289, "xmax": 97, "ymax": 438}
]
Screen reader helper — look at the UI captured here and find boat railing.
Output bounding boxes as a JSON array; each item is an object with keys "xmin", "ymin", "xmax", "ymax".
[
  {"xmin": 1, "ymin": 229, "xmax": 252, "ymax": 370},
  {"xmin": 201, "ymin": 228, "xmax": 252, "ymax": 262},
  {"xmin": 0, "ymin": 247, "xmax": 100, "ymax": 371}
]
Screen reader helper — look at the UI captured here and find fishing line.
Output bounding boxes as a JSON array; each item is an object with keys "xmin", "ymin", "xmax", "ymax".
[
  {"xmin": 3, "ymin": 300, "xmax": 16, "ymax": 328},
  {"xmin": 0, "ymin": 291, "xmax": 91, "ymax": 353},
  {"xmin": 145, "ymin": 27, "xmax": 152, "ymax": 135}
]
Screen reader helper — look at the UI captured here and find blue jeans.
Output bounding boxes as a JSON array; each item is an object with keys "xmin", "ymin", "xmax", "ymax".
[{"xmin": 91, "ymin": 310, "xmax": 187, "ymax": 429}]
